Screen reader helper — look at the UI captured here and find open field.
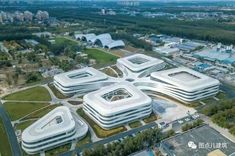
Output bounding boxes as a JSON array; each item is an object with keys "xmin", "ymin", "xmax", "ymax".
[
  {"xmin": 3, "ymin": 102, "xmax": 49, "ymax": 121},
  {"xmin": 3, "ymin": 86, "xmax": 51, "ymax": 101},
  {"xmin": 77, "ymin": 108, "xmax": 126, "ymax": 138},
  {"xmin": 84, "ymin": 48, "xmax": 119, "ymax": 67},
  {"xmin": 0, "ymin": 118, "xmax": 12, "ymax": 156}
]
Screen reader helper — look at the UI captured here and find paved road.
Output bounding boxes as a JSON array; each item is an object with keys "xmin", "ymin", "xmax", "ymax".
[
  {"xmin": 60, "ymin": 122, "xmax": 157, "ymax": 156},
  {"xmin": 0, "ymin": 102, "xmax": 21, "ymax": 156}
]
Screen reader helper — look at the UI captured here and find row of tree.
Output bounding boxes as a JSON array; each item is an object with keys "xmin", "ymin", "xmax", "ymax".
[
  {"xmin": 201, "ymin": 99, "xmax": 235, "ymax": 136},
  {"xmin": 181, "ymin": 119, "xmax": 204, "ymax": 132},
  {"xmin": 82, "ymin": 128, "xmax": 176, "ymax": 156}
]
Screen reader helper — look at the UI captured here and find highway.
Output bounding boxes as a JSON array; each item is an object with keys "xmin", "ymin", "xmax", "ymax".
[
  {"xmin": 0, "ymin": 102, "xmax": 21, "ymax": 156},
  {"xmin": 60, "ymin": 122, "xmax": 157, "ymax": 156}
]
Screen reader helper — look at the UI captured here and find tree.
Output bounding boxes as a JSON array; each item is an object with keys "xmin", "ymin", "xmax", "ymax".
[{"xmin": 26, "ymin": 72, "xmax": 42, "ymax": 83}]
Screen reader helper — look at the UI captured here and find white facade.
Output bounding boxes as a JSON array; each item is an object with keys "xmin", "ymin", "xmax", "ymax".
[
  {"xmin": 117, "ymin": 54, "xmax": 165, "ymax": 78},
  {"xmin": 54, "ymin": 54, "xmax": 220, "ymax": 104},
  {"xmin": 83, "ymin": 82, "xmax": 152, "ymax": 129},
  {"xmin": 21, "ymin": 106, "xmax": 88, "ymax": 154},
  {"xmin": 53, "ymin": 67, "xmax": 114, "ymax": 96},
  {"xmin": 149, "ymin": 67, "xmax": 220, "ymax": 102}
]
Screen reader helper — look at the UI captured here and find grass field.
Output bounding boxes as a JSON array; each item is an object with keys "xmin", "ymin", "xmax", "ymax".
[
  {"xmin": 48, "ymin": 84, "xmax": 68, "ymax": 99},
  {"xmin": 16, "ymin": 105, "xmax": 59, "ymax": 131},
  {"xmin": 0, "ymin": 118, "xmax": 12, "ymax": 156},
  {"xmin": 3, "ymin": 102, "xmax": 49, "ymax": 121},
  {"xmin": 129, "ymin": 121, "xmax": 142, "ymax": 128},
  {"xmin": 84, "ymin": 48, "xmax": 119, "ymax": 67},
  {"xmin": 3, "ymin": 86, "xmax": 51, "ymax": 101},
  {"xmin": 77, "ymin": 108, "xmax": 126, "ymax": 138}
]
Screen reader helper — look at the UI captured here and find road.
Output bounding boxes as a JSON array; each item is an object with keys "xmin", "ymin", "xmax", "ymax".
[
  {"xmin": 60, "ymin": 122, "xmax": 157, "ymax": 156},
  {"xmin": 0, "ymin": 102, "xmax": 21, "ymax": 156}
]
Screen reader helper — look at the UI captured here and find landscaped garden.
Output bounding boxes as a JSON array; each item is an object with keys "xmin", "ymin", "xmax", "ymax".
[
  {"xmin": 129, "ymin": 121, "xmax": 142, "ymax": 128},
  {"xmin": 45, "ymin": 143, "xmax": 71, "ymax": 156},
  {"xmin": 143, "ymin": 113, "xmax": 158, "ymax": 123},
  {"xmin": 48, "ymin": 84, "xmax": 68, "ymax": 99},
  {"xmin": 77, "ymin": 108, "xmax": 126, "ymax": 138}
]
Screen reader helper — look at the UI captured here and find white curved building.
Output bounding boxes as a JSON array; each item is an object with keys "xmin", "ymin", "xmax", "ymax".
[
  {"xmin": 75, "ymin": 33, "xmax": 125, "ymax": 49},
  {"xmin": 83, "ymin": 82, "xmax": 152, "ymax": 129},
  {"xmin": 53, "ymin": 67, "xmax": 114, "ymax": 96},
  {"xmin": 105, "ymin": 40, "xmax": 125, "ymax": 49},
  {"xmin": 94, "ymin": 33, "xmax": 125, "ymax": 49},
  {"xmin": 149, "ymin": 67, "xmax": 220, "ymax": 102},
  {"xmin": 21, "ymin": 106, "xmax": 88, "ymax": 154},
  {"xmin": 117, "ymin": 54, "xmax": 165, "ymax": 78},
  {"xmin": 54, "ymin": 54, "xmax": 219, "ymax": 104}
]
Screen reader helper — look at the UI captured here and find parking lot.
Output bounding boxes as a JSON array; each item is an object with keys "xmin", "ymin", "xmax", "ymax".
[{"xmin": 161, "ymin": 125, "xmax": 235, "ymax": 156}]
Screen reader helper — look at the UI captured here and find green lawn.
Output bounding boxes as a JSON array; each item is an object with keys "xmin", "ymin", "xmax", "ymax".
[
  {"xmin": 76, "ymin": 132, "xmax": 91, "ymax": 147},
  {"xmin": 0, "ymin": 118, "xmax": 12, "ymax": 156},
  {"xmin": 77, "ymin": 109, "xmax": 126, "ymax": 138},
  {"xmin": 84, "ymin": 48, "xmax": 119, "ymax": 67},
  {"xmin": 143, "ymin": 113, "xmax": 158, "ymax": 124},
  {"xmin": 48, "ymin": 84, "xmax": 68, "ymax": 99},
  {"xmin": 129, "ymin": 121, "xmax": 142, "ymax": 128},
  {"xmin": 3, "ymin": 86, "xmax": 51, "ymax": 101},
  {"xmin": 3, "ymin": 102, "xmax": 49, "ymax": 121}
]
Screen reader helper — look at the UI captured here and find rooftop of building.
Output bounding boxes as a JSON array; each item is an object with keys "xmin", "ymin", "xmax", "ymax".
[
  {"xmin": 83, "ymin": 82, "xmax": 152, "ymax": 116},
  {"xmin": 54, "ymin": 67, "xmax": 108, "ymax": 86},
  {"xmin": 117, "ymin": 54, "xmax": 164, "ymax": 72},
  {"xmin": 22, "ymin": 106, "xmax": 75, "ymax": 143},
  {"xmin": 151, "ymin": 67, "xmax": 220, "ymax": 91}
]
